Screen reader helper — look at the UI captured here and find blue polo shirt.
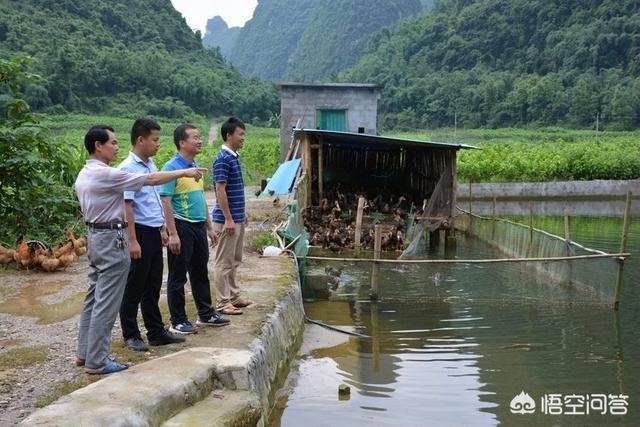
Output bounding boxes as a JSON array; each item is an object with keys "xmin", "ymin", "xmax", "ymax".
[
  {"xmin": 212, "ymin": 145, "xmax": 245, "ymax": 224},
  {"xmin": 119, "ymin": 152, "xmax": 165, "ymax": 227},
  {"xmin": 159, "ymin": 154, "xmax": 208, "ymax": 223}
]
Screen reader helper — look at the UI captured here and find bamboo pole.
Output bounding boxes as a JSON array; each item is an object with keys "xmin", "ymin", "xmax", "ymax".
[
  {"xmin": 370, "ymin": 224, "xmax": 382, "ymax": 301},
  {"xmin": 614, "ymin": 191, "xmax": 632, "ymax": 310},
  {"xmin": 492, "ymin": 195, "xmax": 497, "ymax": 240},
  {"xmin": 305, "ymin": 253, "xmax": 630, "ymax": 264},
  {"xmin": 318, "ymin": 143, "xmax": 323, "ymax": 201},
  {"xmin": 564, "ymin": 208, "xmax": 574, "ymax": 285},
  {"xmin": 354, "ymin": 197, "xmax": 365, "ymax": 257}
]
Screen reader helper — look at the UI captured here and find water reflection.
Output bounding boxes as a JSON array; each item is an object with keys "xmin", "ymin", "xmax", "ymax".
[{"xmin": 272, "ymin": 209, "xmax": 639, "ymax": 427}]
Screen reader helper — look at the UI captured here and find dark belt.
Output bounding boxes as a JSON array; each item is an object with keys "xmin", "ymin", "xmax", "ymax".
[
  {"xmin": 135, "ymin": 223, "xmax": 163, "ymax": 231},
  {"xmin": 86, "ymin": 221, "xmax": 128, "ymax": 230}
]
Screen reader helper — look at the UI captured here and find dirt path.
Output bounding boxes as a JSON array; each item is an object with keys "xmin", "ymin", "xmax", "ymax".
[
  {"xmin": 0, "ymin": 190, "xmax": 284, "ymax": 426},
  {"xmin": 208, "ymin": 116, "xmax": 217, "ymax": 146}
]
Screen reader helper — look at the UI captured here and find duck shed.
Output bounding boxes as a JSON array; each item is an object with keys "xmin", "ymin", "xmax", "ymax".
[{"xmin": 290, "ymin": 129, "xmax": 475, "ymax": 234}]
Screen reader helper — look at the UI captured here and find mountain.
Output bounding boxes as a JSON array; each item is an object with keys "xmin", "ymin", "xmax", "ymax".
[
  {"xmin": 202, "ymin": 16, "xmax": 240, "ymax": 58},
  {"xmin": 229, "ymin": 0, "xmax": 423, "ymax": 81},
  {"xmin": 0, "ymin": 0, "xmax": 278, "ymax": 121},
  {"xmin": 342, "ymin": 0, "xmax": 640, "ymax": 129},
  {"xmin": 286, "ymin": 0, "xmax": 422, "ymax": 81},
  {"xmin": 230, "ymin": 0, "xmax": 317, "ymax": 81}
]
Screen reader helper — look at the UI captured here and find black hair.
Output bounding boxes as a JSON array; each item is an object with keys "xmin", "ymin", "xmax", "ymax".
[
  {"xmin": 131, "ymin": 117, "xmax": 161, "ymax": 145},
  {"xmin": 84, "ymin": 125, "xmax": 115, "ymax": 154},
  {"xmin": 221, "ymin": 117, "xmax": 245, "ymax": 142},
  {"xmin": 173, "ymin": 123, "xmax": 198, "ymax": 150}
]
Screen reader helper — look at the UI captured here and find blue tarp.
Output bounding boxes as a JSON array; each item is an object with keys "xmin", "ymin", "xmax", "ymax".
[{"xmin": 261, "ymin": 158, "xmax": 301, "ymax": 196}]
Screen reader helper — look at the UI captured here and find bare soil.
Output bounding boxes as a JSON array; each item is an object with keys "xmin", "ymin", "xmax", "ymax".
[{"xmin": 0, "ymin": 190, "xmax": 286, "ymax": 426}]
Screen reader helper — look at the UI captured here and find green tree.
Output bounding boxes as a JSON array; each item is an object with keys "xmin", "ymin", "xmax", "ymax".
[{"xmin": 0, "ymin": 57, "xmax": 81, "ymax": 244}]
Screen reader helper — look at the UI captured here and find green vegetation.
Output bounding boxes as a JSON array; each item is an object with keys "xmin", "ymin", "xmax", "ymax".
[
  {"xmin": 286, "ymin": 0, "xmax": 422, "ymax": 81},
  {"xmin": 0, "ymin": 345, "xmax": 49, "ymax": 369},
  {"xmin": 0, "ymin": 0, "xmax": 278, "ymax": 122},
  {"xmin": 396, "ymin": 128, "xmax": 640, "ymax": 182},
  {"xmin": 0, "ymin": 55, "xmax": 279, "ymax": 245},
  {"xmin": 229, "ymin": 0, "xmax": 423, "ymax": 81},
  {"xmin": 343, "ymin": 0, "xmax": 640, "ymax": 129},
  {"xmin": 0, "ymin": 57, "xmax": 80, "ymax": 246},
  {"xmin": 246, "ymin": 231, "xmax": 278, "ymax": 254}
]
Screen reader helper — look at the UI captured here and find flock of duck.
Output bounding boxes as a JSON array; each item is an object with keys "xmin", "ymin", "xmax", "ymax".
[{"xmin": 304, "ymin": 188, "xmax": 424, "ymax": 253}]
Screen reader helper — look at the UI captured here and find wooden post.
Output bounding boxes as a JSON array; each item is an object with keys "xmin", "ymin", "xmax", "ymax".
[
  {"xmin": 304, "ymin": 137, "xmax": 312, "ymax": 208},
  {"xmin": 354, "ymin": 197, "xmax": 365, "ymax": 257},
  {"xmin": 468, "ymin": 181, "xmax": 472, "ymax": 216},
  {"xmin": 444, "ymin": 229, "xmax": 456, "ymax": 259},
  {"xmin": 318, "ymin": 143, "xmax": 323, "ymax": 201},
  {"xmin": 528, "ymin": 202, "xmax": 534, "ymax": 256},
  {"xmin": 468, "ymin": 181, "xmax": 473, "ymax": 233},
  {"xmin": 370, "ymin": 224, "xmax": 382, "ymax": 301},
  {"xmin": 429, "ymin": 230, "xmax": 440, "ymax": 253},
  {"xmin": 450, "ymin": 150, "xmax": 457, "ymax": 231},
  {"xmin": 491, "ymin": 195, "xmax": 497, "ymax": 240},
  {"xmin": 564, "ymin": 208, "xmax": 573, "ymax": 284},
  {"xmin": 614, "ymin": 192, "xmax": 632, "ymax": 310}
]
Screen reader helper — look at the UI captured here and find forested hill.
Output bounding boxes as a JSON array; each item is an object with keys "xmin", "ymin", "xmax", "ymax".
[
  {"xmin": 342, "ymin": 0, "xmax": 640, "ymax": 129},
  {"xmin": 228, "ymin": 0, "xmax": 423, "ymax": 81},
  {"xmin": 0, "ymin": 0, "xmax": 278, "ymax": 121}
]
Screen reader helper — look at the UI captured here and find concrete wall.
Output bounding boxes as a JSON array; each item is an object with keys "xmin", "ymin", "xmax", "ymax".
[
  {"xmin": 456, "ymin": 179, "xmax": 640, "ymax": 216},
  {"xmin": 279, "ymin": 86, "xmax": 379, "ymax": 159},
  {"xmin": 458, "ymin": 179, "xmax": 639, "ymax": 200}
]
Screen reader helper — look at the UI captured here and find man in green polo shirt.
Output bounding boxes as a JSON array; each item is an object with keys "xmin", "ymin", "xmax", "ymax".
[{"xmin": 160, "ymin": 124, "xmax": 229, "ymax": 334}]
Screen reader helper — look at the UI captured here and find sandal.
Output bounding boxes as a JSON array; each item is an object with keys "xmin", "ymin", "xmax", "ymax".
[
  {"xmin": 218, "ymin": 303, "xmax": 243, "ymax": 315},
  {"xmin": 231, "ymin": 298, "xmax": 255, "ymax": 308}
]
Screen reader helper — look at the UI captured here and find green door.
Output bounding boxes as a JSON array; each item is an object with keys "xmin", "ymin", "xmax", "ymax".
[{"xmin": 317, "ymin": 109, "xmax": 347, "ymax": 131}]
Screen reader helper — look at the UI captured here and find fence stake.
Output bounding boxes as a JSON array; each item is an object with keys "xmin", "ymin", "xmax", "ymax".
[
  {"xmin": 370, "ymin": 224, "xmax": 382, "ymax": 301},
  {"xmin": 354, "ymin": 197, "xmax": 365, "ymax": 257},
  {"xmin": 614, "ymin": 192, "xmax": 632, "ymax": 310}
]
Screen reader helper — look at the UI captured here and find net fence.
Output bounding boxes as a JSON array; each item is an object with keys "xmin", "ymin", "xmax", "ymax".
[{"xmin": 455, "ymin": 211, "xmax": 621, "ymax": 305}]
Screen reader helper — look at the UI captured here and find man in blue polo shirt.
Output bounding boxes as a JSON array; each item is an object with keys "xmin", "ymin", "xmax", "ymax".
[
  {"xmin": 212, "ymin": 117, "xmax": 254, "ymax": 315},
  {"xmin": 118, "ymin": 117, "xmax": 185, "ymax": 350}
]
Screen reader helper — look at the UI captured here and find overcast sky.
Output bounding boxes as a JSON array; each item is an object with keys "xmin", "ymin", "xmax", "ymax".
[{"xmin": 171, "ymin": 0, "xmax": 258, "ymax": 34}]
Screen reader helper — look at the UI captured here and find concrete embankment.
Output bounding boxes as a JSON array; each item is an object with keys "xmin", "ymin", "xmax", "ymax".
[
  {"xmin": 20, "ymin": 255, "xmax": 304, "ymax": 427},
  {"xmin": 457, "ymin": 179, "xmax": 639, "ymax": 216},
  {"xmin": 457, "ymin": 179, "xmax": 639, "ymax": 200}
]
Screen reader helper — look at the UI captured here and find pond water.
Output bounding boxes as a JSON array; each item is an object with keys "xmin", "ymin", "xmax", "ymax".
[{"xmin": 269, "ymin": 200, "xmax": 640, "ymax": 426}]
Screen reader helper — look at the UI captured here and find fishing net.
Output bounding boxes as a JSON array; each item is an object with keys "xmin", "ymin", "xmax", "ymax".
[
  {"xmin": 455, "ymin": 212, "xmax": 622, "ymax": 305},
  {"xmin": 399, "ymin": 163, "xmax": 453, "ymax": 259}
]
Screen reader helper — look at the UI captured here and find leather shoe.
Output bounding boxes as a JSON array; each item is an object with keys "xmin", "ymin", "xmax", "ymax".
[
  {"xmin": 125, "ymin": 337, "xmax": 149, "ymax": 351},
  {"xmin": 149, "ymin": 331, "xmax": 186, "ymax": 346}
]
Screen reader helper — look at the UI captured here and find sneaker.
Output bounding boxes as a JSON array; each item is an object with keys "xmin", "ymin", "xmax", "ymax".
[
  {"xmin": 196, "ymin": 313, "xmax": 230, "ymax": 327},
  {"xmin": 85, "ymin": 356, "xmax": 128, "ymax": 375},
  {"xmin": 124, "ymin": 337, "xmax": 149, "ymax": 352},
  {"xmin": 169, "ymin": 321, "xmax": 197, "ymax": 335},
  {"xmin": 149, "ymin": 331, "xmax": 186, "ymax": 346}
]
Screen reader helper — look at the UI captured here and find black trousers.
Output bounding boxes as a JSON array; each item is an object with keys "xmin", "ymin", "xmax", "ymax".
[
  {"xmin": 119, "ymin": 224, "xmax": 165, "ymax": 341},
  {"xmin": 166, "ymin": 219, "xmax": 215, "ymax": 325}
]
